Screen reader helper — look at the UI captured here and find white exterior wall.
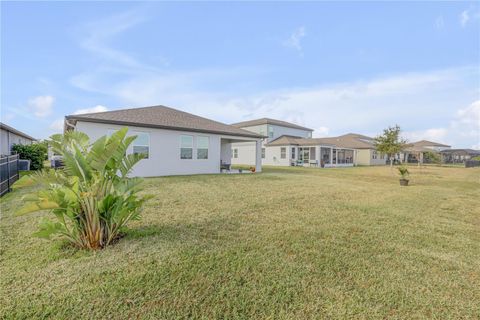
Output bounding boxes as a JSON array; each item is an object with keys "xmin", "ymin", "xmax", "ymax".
[
  {"xmin": 231, "ymin": 123, "xmax": 312, "ymax": 165},
  {"xmin": 262, "ymin": 146, "xmax": 292, "ymax": 166},
  {"xmin": 75, "ymin": 121, "xmax": 257, "ymax": 177},
  {"xmin": 0, "ymin": 128, "xmax": 34, "ymax": 155},
  {"xmin": 231, "ymin": 141, "xmax": 256, "ymax": 165}
]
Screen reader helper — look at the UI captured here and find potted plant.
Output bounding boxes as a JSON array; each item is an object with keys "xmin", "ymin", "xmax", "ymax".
[{"xmin": 397, "ymin": 165, "xmax": 409, "ymax": 186}]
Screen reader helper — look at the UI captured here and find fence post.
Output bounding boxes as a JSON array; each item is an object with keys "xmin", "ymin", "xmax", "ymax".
[{"xmin": 6, "ymin": 155, "xmax": 10, "ymax": 192}]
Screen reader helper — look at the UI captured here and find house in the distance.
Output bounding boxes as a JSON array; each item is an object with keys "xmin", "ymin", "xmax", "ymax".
[
  {"xmin": 230, "ymin": 118, "xmax": 313, "ymax": 166},
  {"xmin": 402, "ymin": 140, "xmax": 451, "ymax": 163},
  {"xmin": 231, "ymin": 117, "xmax": 385, "ymax": 167},
  {"xmin": 440, "ymin": 149, "xmax": 480, "ymax": 164},
  {"xmin": 64, "ymin": 105, "xmax": 264, "ymax": 177},
  {"xmin": 0, "ymin": 122, "xmax": 36, "ymax": 156}
]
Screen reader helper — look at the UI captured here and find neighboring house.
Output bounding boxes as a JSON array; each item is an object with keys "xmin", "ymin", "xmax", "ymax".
[
  {"xmin": 64, "ymin": 105, "xmax": 264, "ymax": 177},
  {"xmin": 0, "ymin": 122, "xmax": 36, "ymax": 156},
  {"xmin": 230, "ymin": 118, "xmax": 313, "ymax": 166},
  {"xmin": 307, "ymin": 133, "xmax": 386, "ymax": 166},
  {"xmin": 440, "ymin": 149, "xmax": 480, "ymax": 164},
  {"xmin": 264, "ymin": 136, "xmax": 355, "ymax": 167},
  {"xmin": 402, "ymin": 140, "xmax": 451, "ymax": 163},
  {"xmin": 230, "ymin": 117, "xmax": 382, "ymax": 167}
]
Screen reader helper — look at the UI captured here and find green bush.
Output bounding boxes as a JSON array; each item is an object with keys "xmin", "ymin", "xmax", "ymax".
[
  {"xmin": 12, "ymin": 143, "xmax": 47, "ymax": 170},
  {"xmin": 424, "ymin": 151, "xmax": 441, "ymax": 164},
  {"xmin": 12, "ymin": 128, "xmax": 151, "ymax": 250}
]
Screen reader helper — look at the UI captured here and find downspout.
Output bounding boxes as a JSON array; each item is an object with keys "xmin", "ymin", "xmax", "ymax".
[{"xmin": 64, "ymin": 119, "xmax": 76, "ymax": 132}]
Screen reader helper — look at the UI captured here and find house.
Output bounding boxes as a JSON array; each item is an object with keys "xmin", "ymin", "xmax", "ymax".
[
  {"xmin": 0, "ymin": 122, "xmax": 36, "ymax": 156},
  {"xmin": 440, "ymin": 149, "xmax": 480, "ymax": 164},
  {"xmin": 306, "ymin": 133, "xmax": 387, "ymax": 166},
  {"xmin": 64, "ymin": 105, "xmax": 264, "ymax": 177},
  {"xmin": 230, "ymin": 118, "xmax": 313, "ymax": 166},
  {"xmin": 402, "ymin": 140, "xmax": 451, "ymax": 163},
  {"xmin": 230, "ymin": 118, "xmax": 382, "ymax": 167},
  {"xmin": 264, "ymin": 136, "xmax": 355, "ymax": 167}
]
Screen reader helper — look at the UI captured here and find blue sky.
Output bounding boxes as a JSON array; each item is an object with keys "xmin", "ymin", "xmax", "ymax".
[{"xmin": 2, "ymin": 1, "xmax": 479, "ymax": 148}]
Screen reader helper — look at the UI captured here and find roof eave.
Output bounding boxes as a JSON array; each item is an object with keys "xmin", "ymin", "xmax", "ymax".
[{"xmin": 67, "ymin": 116, "xmax": 265, "ymax": 139}]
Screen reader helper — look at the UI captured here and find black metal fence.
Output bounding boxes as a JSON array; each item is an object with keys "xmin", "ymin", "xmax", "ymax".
[
  {"xmin": 0, "ymin": 154, "xmax": 19, "ymax": 197},
  {"xmin": 465, "ymin": 160, "xmax": 480, "ymax": 168}
]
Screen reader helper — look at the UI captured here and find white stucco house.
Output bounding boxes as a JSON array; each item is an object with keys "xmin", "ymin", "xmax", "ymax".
[
  {"xmin": 65, "ymin": 105, "xmax": 264, "ymax": 177},
  {"xmin": 0, "ymin": 122, "xmax": 36, "ymax": 156}
]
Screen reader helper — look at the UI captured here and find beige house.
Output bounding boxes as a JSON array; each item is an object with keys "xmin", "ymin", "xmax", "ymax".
[
  {"xmin": 309, "ymin": 133, "xmax": 387, "ymax": 166},
  {"xmin": 231, "ymin": 118, "xmax": 384, "ymax": 167},
  {"xmin": 402, "ymin": 140, "xmax": 451, "ymax": 163}
]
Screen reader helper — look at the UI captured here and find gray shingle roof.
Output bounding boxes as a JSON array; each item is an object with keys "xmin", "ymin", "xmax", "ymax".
[
  {"xmin": 266, "ymin": 133, "xmax": 375, "ymax": 149},
  {"xmin": 231, "ymin": 118, "xmax": 313, "ymax": 131},
  {"xmin": 0, "ymin": 122, "xmax": 36, "ymax": 141},
  {"xmin": 66, "ymin": 105, "xmax": 264, "ymax": 139},
  {"xmin": 411, "ymin": 140, "xmax": 450, "ymax": 148}
]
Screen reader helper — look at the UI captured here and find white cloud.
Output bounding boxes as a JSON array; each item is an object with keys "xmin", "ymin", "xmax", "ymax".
[
  {"xmin": 404, "ymin": 128, "xmax": 448, "ymax": 143},
  {"xmin": 313, "ymin": 126, "xmax": 329, "ymax": 138},
  {"xmin": 28, "ymin": 95, "xmax": 54, "ymax": 118},
  {"xmin": 404, "ymin": 100, "xmax": 480, "ymax": 148},
  {"xmin": 73, "ymin": 105, "xmax": 109, "ymax": 115},
  {"xmin": 460, "ymin": 10, "xmax": 470, "ymax": 27},
  {"xmin": 49, "ymin": 118, "xmax": 64, "ymax": 132},
  {"xmin": 282, "ymin": 26, "xmax": 306, "ymax": 56}
]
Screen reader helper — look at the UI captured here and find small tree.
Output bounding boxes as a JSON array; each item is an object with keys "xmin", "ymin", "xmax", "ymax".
[
  {"xmin": 12, "ymin": 142, "xmax": 47, "ymax": 170},
  {"xmin": 374, "ymin": 125, "xmax": 407, "ymax": 166}
]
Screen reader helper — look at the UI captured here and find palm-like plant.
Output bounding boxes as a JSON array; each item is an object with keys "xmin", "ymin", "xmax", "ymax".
[{"xmin": 13, "ymin": 128, "xmax": 151, "ymax": 250}]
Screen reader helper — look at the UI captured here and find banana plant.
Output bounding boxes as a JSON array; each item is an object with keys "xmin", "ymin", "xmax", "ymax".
[{"xmin": 13, "ymin": 128, "xmax": 152, "ymax": 250}]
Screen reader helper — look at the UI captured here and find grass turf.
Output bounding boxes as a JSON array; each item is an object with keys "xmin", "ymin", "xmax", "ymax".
[{"xmin": 1, "ymin": 165, "xmax": 479, "ymax": 319}]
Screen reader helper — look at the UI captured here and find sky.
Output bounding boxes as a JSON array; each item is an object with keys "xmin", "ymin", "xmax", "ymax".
[{"xmin": 1, "ymin": 1, "xmax": 479, "ymax": 148}]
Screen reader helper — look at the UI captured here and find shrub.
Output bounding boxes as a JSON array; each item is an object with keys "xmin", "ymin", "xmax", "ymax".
[
  {"xmin": 12, "ymin": 128, "xmax": 151, "ymax": 250},
  {"xmin": 12, "ymin": 142, "xmax": 47, "ymax": 170},
  {"xmin": 424, "ymin": 151, "xmax": 441, "ymax": 164},
  {"xmin": 397, "ymin": 165, "xmax": 409, "ymax": 180}
]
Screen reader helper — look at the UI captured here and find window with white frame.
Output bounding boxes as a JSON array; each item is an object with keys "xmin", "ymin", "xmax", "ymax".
[
  {"xmin": 233, "ymin": 148, "xmax": 238, "ymax": 158},
  {"xmin": 280, "ymin": 147, "xmax": 286, "ymax": 159},
  {"xmin": 372, "ymin": 150, "xmax": 378, "ymax": 159},
  {"xmin": 180, "ymin": 135, "xmax": 193, "ymax": 159},
  {"xmin": 261, "ymin": 148, "xmax": 265, "ymax": 159},
  {"xmin": 132, "ymin": 132, "xmax": 150, "ymax": 159},
  {"xmin": 291, "ymin": 147, "xmax": 296, "ymax": 159},
  {"xmin": 197, "ymin": 136, "xmax": 209, "ymax": 160}
]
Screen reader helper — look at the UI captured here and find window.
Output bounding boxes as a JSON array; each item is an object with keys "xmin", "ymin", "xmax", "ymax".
[
  {"xmin": 280, "ymin": 147, "xmax": 286, "ymax": 159},
  {"xmin": 268, "ymin": 126, "xmax": 274, "ymax": 139},
  {"xmin": 180, "ymin": 135, "xmax": 193, "ymax": 159},
  {"xmin": 132, "ymin": 132, "xmax": 150, "ymax": 159},
  {"xmin": 261, "ymin": 148, "xmax": 265, "ymax": 159},
  {"xmin": 291, "ymin": 147, "xmax": 296, "ymax": 159},
  {"xmin": 372, "ymin": 151, "xmax": 378, "ymax": 159},
  {"xmin": 233, "ymin": 148, "xmax": 238, "ymax": 158},
  {"xmin": 197, "ymin": 136, "xmax": 209, "ymax": 160},
  {"xmin": 321, "ymin": 148, "xmax": 331, "ymax": 164}
]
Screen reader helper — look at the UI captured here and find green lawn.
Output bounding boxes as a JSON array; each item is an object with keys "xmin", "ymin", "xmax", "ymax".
[{"xmin": 1, "ymin": 166, "xmax": 479, "ymax": 319}]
